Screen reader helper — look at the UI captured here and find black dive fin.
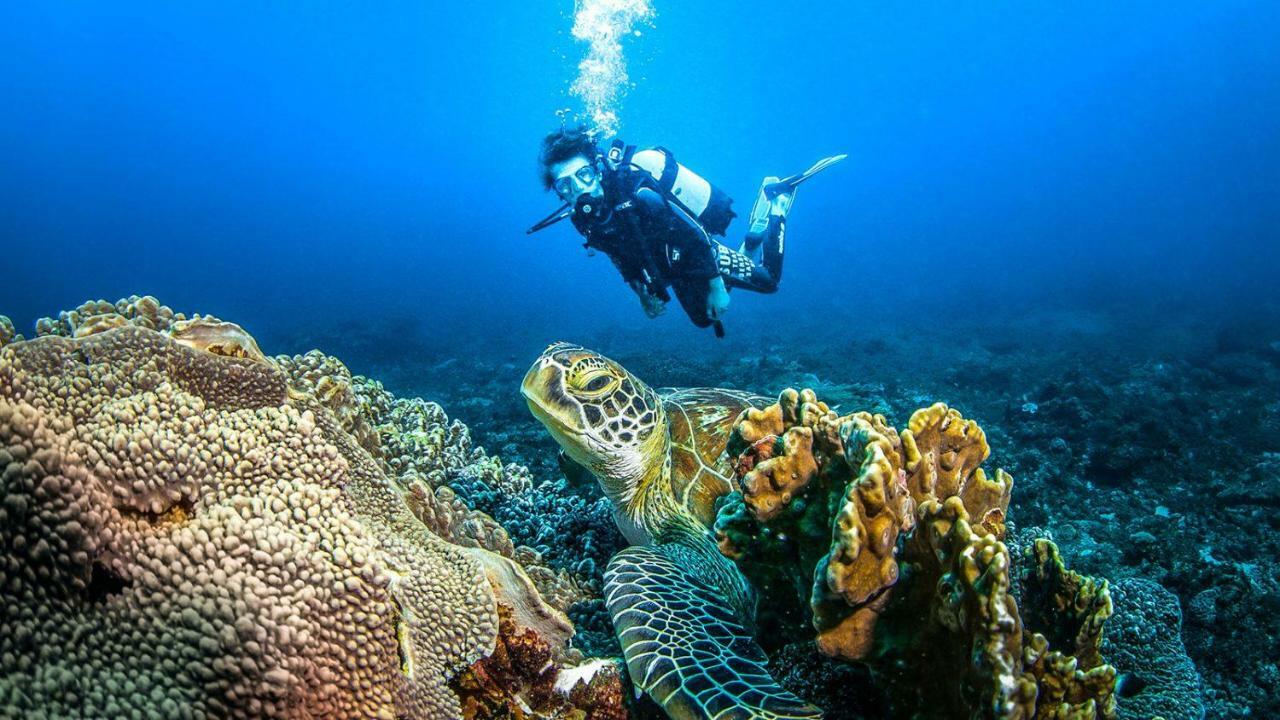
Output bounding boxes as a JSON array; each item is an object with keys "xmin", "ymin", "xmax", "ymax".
[
  {"xmin": 527, "ymin": 202, "xmax": 574, "ymax": 235},
  {"xmin": 765, "ymin": 154, "xmax": 848, "ymax": 197},
  {"xmin": 605, "ymin": 544, "xmax": 822, "ymax": 720}
]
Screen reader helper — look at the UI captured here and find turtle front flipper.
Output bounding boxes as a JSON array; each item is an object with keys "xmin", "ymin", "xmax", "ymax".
[{"xmin": 605, "ymin": 544, "xmax": 822, "ymax": 720}]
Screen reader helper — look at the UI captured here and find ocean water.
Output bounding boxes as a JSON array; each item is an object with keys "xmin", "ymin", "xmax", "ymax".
[{"xmin": 2, "ymin": 1, "xmax": 1278, "ymax": 718}]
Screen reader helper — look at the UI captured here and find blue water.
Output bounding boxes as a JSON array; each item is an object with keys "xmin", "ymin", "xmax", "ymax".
[
  {"xmin": 3, "ymin": 4, "xmax": 1279, "ymax": 716},
  {"xmin": 3, "ymin": 1, "xmax": 1277, "ymax": 362}
]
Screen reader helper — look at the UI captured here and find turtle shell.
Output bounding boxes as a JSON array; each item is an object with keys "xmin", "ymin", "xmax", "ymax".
[{"xmin": 659, "ymin": 387, "xmax": 768, "ymax": 527}]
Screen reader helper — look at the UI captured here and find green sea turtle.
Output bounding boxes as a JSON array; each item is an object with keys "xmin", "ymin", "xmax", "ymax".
[{"xmin": 522, "ymin": 342, "xmax": 821, "ymax": 720}]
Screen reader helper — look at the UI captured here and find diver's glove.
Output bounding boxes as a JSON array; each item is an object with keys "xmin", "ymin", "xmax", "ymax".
[
  {"xmin": 641, "ymin": 294, "xmax": 667, "ymax": 319},
  {"xmin": 631, "ymin": 280, "xmax": 667, "ymax": 318},
  {"xmin": 706, "ymin": 276, "xmax": 730, "ymax": 320}
]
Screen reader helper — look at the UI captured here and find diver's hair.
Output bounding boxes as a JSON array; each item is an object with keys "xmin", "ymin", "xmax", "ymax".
[{"xmin": 539, "ymin": 124, "xmax": 600, "ymax": 190}]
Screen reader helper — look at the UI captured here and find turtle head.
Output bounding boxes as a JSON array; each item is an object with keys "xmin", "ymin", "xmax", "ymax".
[{"xmin": 522, "ymin": 343, "xmax": 666, "ymax": 506}]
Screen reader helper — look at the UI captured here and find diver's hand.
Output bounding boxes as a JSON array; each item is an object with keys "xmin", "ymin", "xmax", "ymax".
[
  {"xmin": 706, "ymin": 276, "xmax": 730, "ymax": 320},
  {"xmin": 630, "ymin": 281, "xmax": 666, "ymax": 318},
  {"xmin": 641, "ymin": 294, "xmax": 666, "ymax": 318}
]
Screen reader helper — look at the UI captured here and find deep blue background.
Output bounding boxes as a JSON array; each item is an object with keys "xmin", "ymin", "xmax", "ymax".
[{"xmin": 2, "ymin": 1, "xmax": 1277, "ymax": 361}]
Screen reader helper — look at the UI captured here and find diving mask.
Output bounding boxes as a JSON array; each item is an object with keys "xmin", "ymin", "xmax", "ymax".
[{"xmin": 553, "ymin": 160, "xmax": 601, "ymax": 202}]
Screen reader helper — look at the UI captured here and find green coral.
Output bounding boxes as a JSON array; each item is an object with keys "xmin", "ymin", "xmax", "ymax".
[{"xmin": 0, "ymin": 316, "xmax": 18, "ymax": 348}]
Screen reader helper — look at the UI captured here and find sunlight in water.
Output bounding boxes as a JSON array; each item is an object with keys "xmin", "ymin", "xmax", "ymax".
[{"xmin": 569, "ymin": 0, "xmax": 655, "ymax": 137}]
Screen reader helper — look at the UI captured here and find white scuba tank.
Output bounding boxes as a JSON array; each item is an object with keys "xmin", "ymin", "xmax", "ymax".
[
  {"xmin": 630, "ymin": 148, "xmax": 715, "ymax": 218},
  {"xmin": 603, "ymin": 140, "xmax": 738, "ymax": 236}
]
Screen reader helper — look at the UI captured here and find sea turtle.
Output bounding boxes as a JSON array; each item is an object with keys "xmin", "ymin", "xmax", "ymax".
[{"xmin": 522, "ymin": 342, "xmax": 821, "ymax": 720}]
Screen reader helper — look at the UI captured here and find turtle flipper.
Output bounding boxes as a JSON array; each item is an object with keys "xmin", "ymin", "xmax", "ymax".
[{"xmin": 605, "ymin": 545, "xmax": 822, "ymax": 720}]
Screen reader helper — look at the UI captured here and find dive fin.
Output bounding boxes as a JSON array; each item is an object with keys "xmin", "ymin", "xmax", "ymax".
[
  {"xmin": 605, "ymin": 544, "xmax": 821, "ymax": 720},
  {"xmin": 747, "ymin": 154, "xmax": 847, "ymax": 237},
  {"xmin": 766, "ymin": 154, "xmax": 848, "ymax": 197},
  {"xmin": 527, "ymin": 202, "xmax": 574, "ymax": 235}
]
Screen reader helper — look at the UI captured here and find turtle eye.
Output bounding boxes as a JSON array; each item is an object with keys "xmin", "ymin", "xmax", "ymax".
[
  {"xmin": 567, "ymin": 356, "xmax": 621, "ymax": 398},
  {"xmin": 577, "ymin": 372, "xmax": 618, "ymax": 398}
]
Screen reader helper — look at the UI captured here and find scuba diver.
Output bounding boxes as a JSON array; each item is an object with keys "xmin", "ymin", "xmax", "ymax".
[{"xmin": 529, "ymin": 125, "xmax": 844, "ymax": 336}]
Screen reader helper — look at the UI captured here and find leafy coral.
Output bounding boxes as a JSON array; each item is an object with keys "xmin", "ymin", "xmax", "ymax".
[{"xmin": 715, "ymin": 392, "xmax": 1118, "ymax": 719}]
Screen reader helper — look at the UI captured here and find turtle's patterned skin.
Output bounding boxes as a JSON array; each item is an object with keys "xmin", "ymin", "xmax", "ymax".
[
  {"xmin": 662, "ymin": 387, "xmax": 766, "ymax": 527},
  {"xmin": 523, "ymin": 343, "xmax": 821, "ymax": 720}
]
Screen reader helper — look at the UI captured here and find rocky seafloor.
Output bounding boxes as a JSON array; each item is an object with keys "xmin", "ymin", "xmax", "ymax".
[{"xmin": 2, "ymin": 296, "xmax": 1276, "ymax": 719}]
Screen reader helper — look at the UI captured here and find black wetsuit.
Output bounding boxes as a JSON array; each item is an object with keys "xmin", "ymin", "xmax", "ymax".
[{"xmin": 571, "ymin": 149, "xmax": 785, "ymax": 329}]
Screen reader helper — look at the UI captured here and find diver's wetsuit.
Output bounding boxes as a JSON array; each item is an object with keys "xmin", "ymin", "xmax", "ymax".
[{"xmin": 571, "ymin": 148, "xmax": 785, "ymax": 328}]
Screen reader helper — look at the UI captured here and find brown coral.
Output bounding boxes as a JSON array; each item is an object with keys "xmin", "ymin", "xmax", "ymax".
[
  {"xmin": 730, "ymin": 388, "xmax": 832, "ymax": 521},
  {"xmin": 451, "ymin": 606, "xmax": 627, "ymax": 720},
  {"xmin": 811, "ymin": 414, "xmax": 916, "ymax": 659},
  {"xmin": 889, "ymin": 496, "xmax": 1040, "ymax": 718},
  {"xmin": 0, "ymin": 323, "xmax": 559, "ymax": 718},
  {"xmin": 35, "ymin": 294, "xmax": 182, "ymax": 337},
  {"xmin": 1021, "ymin": 540, "xmax": 1118, "ymax": 719},
  {"xmin": 274, "ymin": 349, "xmax": 382, "ymax": 457}
]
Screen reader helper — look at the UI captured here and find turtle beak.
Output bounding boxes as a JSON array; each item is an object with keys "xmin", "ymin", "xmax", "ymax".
[
  {"xmin": 521, "ymin": 351, "xmax": 580, "ymax": 439},
  {"xmin": 520, "ymin": 363, "xmax": 554, "ymax": 413}
]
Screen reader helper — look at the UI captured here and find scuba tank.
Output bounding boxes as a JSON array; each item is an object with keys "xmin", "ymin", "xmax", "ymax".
[{"xmin": 602, "ymin": 139, "xmax": 737, "ymax": 236}]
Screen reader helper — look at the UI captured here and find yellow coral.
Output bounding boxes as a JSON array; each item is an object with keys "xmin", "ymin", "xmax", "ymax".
[
  {"xmin": 903, "ymin": 402, "xmax": 1012, "ymax": 537},
  {"xmin": 723, "ymin": 389, "xmax": 917, "ymax": 660},
  {"xmin": 719, "ymin": 393, "xmax": 1118, "ymax": 719},
  {"xmin": 811, "ymin": 413, "xmax": 915, "ymax": 659},
  {"xmin": 1021, "ymin": 540, "xmax": 1118, "ymax": 719}
]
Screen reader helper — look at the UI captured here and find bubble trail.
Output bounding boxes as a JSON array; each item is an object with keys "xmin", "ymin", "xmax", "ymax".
[{"xmin": 569, "ymin": 0, "xmax": 655, "ymax": 137}]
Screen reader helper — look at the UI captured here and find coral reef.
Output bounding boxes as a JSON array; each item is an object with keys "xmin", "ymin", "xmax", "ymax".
[
  {"xmin": 273, "ymin": 349, "xmax": 382, "ymax": 457},
  {"xmin": 6, "ymin": 296, "xmax": 1267, "ymax": 717},
  {"xmin": 271, "ymin": 345, "xmax": 619, "ymax": 657},
  {"xmin": 0, "ymin": 307, "xmax": 602, "ymax": 719},
  {"xmin": 717, "ymin": 390, "xmax": 915, "ymax": 660},
  {"xmin": 716, "ymin": 393, "xmax": 1117, "ymax": 718}
]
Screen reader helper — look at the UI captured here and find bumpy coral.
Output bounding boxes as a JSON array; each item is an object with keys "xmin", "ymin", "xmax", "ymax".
[
  {"xmin": 337, "ymin": 372, "xmax": 590, "ymax": 619},
  {"xmin": 716, "ymin": 393, "xmax": 1118, "ymax": 719},
  {"xmin": 1103, "ymin": 579, "xmax": 1204, "ymax": 720},
  {"xmin": 404, "ymin": 478, "xmax": 591, "ymax": 617},
  {"xmin": 1020, "ymin": 540, "xmax": 1118, "ymax": 718},
  {"xmin": 274, "ymin": 349, "xmax": 382, "ymax": 457},
  {"xmin": 34, "ymin": 294, "xmax": 183, "ymax": 337},
  {"xmin": 0, "ymin": 323, "xmax": 564, "ymax": 718},
  {"xmin": 378, "ymin": 395, "xmax": 492, "ymax": 486}
]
